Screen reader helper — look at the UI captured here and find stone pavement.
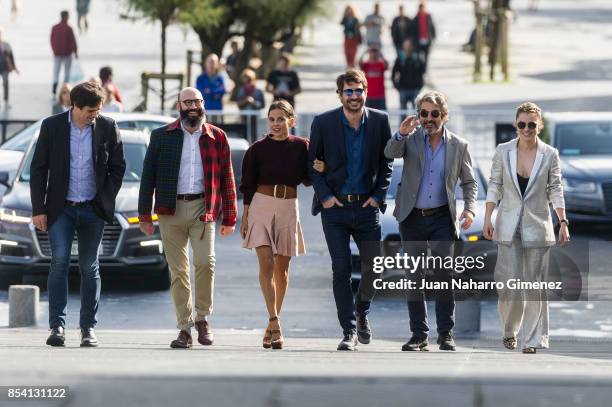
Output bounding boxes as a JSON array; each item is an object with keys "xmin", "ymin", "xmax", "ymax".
[{"xmin": 1, "ymin": 328, "xmax": 612, "ymax": 407}]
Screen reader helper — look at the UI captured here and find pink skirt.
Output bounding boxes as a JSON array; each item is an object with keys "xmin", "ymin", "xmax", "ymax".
[{"xmin": 242, "ymin": 192, "xmax": 305, "ymax": 256}]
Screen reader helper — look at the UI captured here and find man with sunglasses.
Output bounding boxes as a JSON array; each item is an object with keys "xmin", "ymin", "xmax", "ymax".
[
  {"xmin": 308, "ymin": 69, "xmax": 393, "ymax": 351},
  {"xmin": 138, "ymin": 87, "xmax": 237, "ymax": 349},
  {"xmin": 384, "ymin": 91, "xmax": 477, "ymax": 352}
]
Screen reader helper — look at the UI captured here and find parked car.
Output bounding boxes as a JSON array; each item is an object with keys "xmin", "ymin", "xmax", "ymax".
[
  {"xmin": 0, "ymin": 113, "xmax": 249, "ymax": 198},
  {"xmin": 0, "ymin": 129, "xmax": 171, "ymax": 288},
  {"xmin": 545, "ymin": 112, "xmax": 612, "ymax": 223}
]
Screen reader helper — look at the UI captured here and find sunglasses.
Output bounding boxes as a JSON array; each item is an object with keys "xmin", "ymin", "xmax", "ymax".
[
  {"xmin": 419, "ymin": 109, "xmax": 441, "ymax": 119},
  {"xmin": 342, "ymin": 88, "xmax": 364, "ymax": 97},
  {"xmin": 517, "ymin": 121, "xmax": 537, "ymax": 130}
]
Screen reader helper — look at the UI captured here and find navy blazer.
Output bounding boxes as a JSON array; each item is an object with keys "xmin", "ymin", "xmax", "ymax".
[
  {"xmin": 307, "ymin": 107, "xmax": 393, "ymax": 216},
  {"xmin": 30, "ymin": 111, "xmax": 126, "ymax": 227}
]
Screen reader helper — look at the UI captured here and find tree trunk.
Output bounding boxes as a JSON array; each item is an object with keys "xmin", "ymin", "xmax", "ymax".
[{"xmin": 229, "ymin": 37, "xmax": 255, "ymax": 101}]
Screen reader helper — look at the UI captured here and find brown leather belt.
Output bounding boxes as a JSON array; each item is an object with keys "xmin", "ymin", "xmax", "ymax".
[
  {"xmin": 176, "ymin": 193, "xmax": 204, "ymax": 201},
  {"xmin": 256, "ymin": 184, "xmax": 297, "ymax": 199},
  {"xmin": 413, "ymin": 205, "xmax": 449, "ymax": 217}
]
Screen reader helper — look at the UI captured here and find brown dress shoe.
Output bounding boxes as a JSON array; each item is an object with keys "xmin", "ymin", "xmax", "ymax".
[
  {"xmin": 195, "ymin": 320, "xmax": 214, "ymax": 346},
  {"xmin": 170, "ymin": 330, "xmax": 192, "ymax": 349}
]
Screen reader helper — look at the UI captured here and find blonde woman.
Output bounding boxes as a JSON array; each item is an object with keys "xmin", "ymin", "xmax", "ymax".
[
  {"xmin": 52, "ymin": 83, "xmax": 72, "ymax": 114},
  {"xmin": 484, "ymin": 102, "xmax": 569, "ymax": 354},
  {"xmin": 239, "ymin": 100, "xmax": 311, "ymax": 349}
]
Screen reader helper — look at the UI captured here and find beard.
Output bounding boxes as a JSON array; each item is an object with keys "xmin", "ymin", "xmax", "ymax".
[
  {"xmin": 180, "ymin": 107, "xmax": 205, "ymax": 128},
  {"xmin": 343, "ymin": 98, "xmax": 364, "ymax": 113},
  {"xmin": 421, "ymin": 120, "xmax": 441, "ymax": 136}
]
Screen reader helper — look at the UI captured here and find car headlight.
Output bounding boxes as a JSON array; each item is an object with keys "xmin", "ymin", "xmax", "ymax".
[
  {"xmin": 122, "ymin": 211, "xmax": 158, "ymax": 224},
  {"xmin": 0, "ymin": 207, "xmax": 32, "ymax": 224},
  {"xmin": 562, "ymin": 178, "xmax": 597, "ymax": 193}
]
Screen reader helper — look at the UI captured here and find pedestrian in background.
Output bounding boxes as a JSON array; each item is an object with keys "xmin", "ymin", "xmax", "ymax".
[
  {"xmin": 308, "ymin": 69, "xmax": 393, "ymax": 351},
  {"xmin": 196, "ymin": 53, "xmax": 226, "ymax": 113},
  {"xmin": 101, "ymin": 83, "xmax": 123, "ymax": 113},
  {"xmin": 364, "ymin": 2, "xmax": 385, "ymax": 49},
  {"xmin": 413, "ymin": 1, "xmax": 436, "ymax": 72},
  {"xmin": 340, "ymin": 5, "xmax": 362, "ymax": 68},
  {"xmin": 76, "ymin": 0, "xmax": 91, "ymax": 34},
  {"xmin": 484, "ymin": 102, "xmax": 569, "ymax": 354},
  {"xmin": 240, "ymin": 100, "xmax": 311, "ymax": 350},
  {"xmin": 99, "ymin": 66, "xmax": 123, "ymax": 103},
  {"xmin": 52, "ymin": 83, "xmax": 72, "ymax": 114},
  {"xmin": 359, "ymin": 47, "xmax": 388, "ymax": 110},
  {"xmin": 391, "ymin": 5, "xmax": 413, "ymax": 58},
  {"xmin": 266, "ymin": 53, "xmax": 301, "ymax": 109},
  {"xmin": 236, "ymin": 68, "xmax": 265, "ymax": 111},
  {"xmin": 30, "ymin": 81, "xmax": 126, "ymax": 348},
  {"xmin": 224, "ymin": 40, "xmax": 240, "ymax": 79},
  {"xmin": 138, "ymin": 87, "xmax": 237, "ymax": 349},
  {"xmin": 0, "ymin": 27, "xmax": 19, "ymax": 109},
  {"xmin": 392, "ymin": 38, "xmax": 425, "ymax": 121},
  {"xmin": 50, "ymin": 10, "xmax": 78, "ymax": 96}
]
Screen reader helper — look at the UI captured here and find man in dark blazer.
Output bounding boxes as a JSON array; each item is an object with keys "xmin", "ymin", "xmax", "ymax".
[
  {"xmin": 30, "ymin": 81, "xmax": 125, "ymax": 347},
  {"xmin": 308, "ymin": 69, "xmax": 393, "ymax": 351}
]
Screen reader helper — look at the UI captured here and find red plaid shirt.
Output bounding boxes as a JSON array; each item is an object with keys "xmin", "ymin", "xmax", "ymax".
[{"xmin": 138, "ymin": 119, "xmax": 237, "ymax": 226}]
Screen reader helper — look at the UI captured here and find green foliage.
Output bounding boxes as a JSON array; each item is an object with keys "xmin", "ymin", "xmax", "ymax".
[{"xmin": 125, "ymin": 0, "xmax": 187, "ymax": 24}]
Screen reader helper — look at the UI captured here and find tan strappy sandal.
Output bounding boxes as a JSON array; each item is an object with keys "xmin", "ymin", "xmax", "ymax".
[
  {"xmin": 269, "ymin": 316, "xmax": 284, "ymax": 350},
  {"xmin": 262, "ymin": 323, "xmax": 272, "ymax": 349}
]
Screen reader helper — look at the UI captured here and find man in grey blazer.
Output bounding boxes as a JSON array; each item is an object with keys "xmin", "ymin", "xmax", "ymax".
[{"xmin": 384, "ymin": 91, "xmax": 477, "ymax": 351}]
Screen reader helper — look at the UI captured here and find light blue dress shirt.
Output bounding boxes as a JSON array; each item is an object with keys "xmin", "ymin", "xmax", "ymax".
[
  {"xmin": 66, "ymin": 110, "xmax": 96, "ymax": 202},
  {"xmin": 415, "ymin": 129, "xmax": 448, "ymax": 209}
]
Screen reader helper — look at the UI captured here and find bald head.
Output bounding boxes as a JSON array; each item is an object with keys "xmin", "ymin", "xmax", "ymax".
[
  {"xmin": 178, "ymin": 87, "xmax": 203, "ymax": 103},
  {"xmin": 177, "ymin": 87, "xmax": 205, "ymax": 130}
]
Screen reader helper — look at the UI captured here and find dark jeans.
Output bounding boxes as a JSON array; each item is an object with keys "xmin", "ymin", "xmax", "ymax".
[
  {"xmin": 1, "ymin": 71, "xmax": 8, "ymax": 101},
  {"xmin": 399, "ymin": 208, "xmax": 456, "ymax": 338},
  {"xmin": 399, "ymin": 89, "xmax": 420, "ymax": 123},
  {"xmin": 321, "ymin": 203, "xmax": 381, "ymax": 335},
  {"xmin": 47, "ymin": 204, "xmax": 105, "ymax": 329}
]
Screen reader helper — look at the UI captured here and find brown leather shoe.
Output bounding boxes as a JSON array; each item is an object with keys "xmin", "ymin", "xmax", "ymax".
[
  {"xmin": 170, "ymin": 330, "xmax": 192, "ymax": 349},
  {"xmin": 195, "ymin": 320, "xmax": 214, "ymax": 346}
]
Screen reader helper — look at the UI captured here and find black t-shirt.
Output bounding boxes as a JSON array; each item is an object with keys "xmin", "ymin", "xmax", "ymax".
[{"xmin": 266, "ymin": 69, "xmax": 300, "ymax": 107}]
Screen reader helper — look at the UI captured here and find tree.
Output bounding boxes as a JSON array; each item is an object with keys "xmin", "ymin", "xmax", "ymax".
[
  {"xmin": 181, "ymin": 0, "xmax": 328, "ymax": 97},
  {"xmin": 124, "ymin": 0, "xmax": 189, "ymax": 109}
]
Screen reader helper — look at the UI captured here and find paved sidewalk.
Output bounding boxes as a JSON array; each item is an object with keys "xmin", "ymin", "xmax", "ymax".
[{"xmin": 1, "ymin": 328, "xmax": 612, "ymax": 406}]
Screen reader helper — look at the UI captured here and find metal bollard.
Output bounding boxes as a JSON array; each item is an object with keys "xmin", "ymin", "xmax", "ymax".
[
  {"xmin": 454, "ymin": 300, "xmax": 481, "ymax": 333},
  {"xmin": 8, "ymin": 285, "xmax": 39, "ymax": 328}
]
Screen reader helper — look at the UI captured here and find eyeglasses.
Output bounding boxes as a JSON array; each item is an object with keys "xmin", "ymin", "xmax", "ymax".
[
  {"xmin": 342, "ymin": 88, "xmax": 364, "ymax": 97},
  {"xmin": 419, "ymin": 109, "xmax": 441, "ymax": 119},
  {"xmin": 517, "ymin": 121, "xmax": 537, "ymax": 130},
  {"xmin": 180, "ymin": 99, "xmax": 204, "ymax": 107}
]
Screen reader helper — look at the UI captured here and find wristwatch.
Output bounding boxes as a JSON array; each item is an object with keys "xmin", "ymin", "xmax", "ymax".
[{"xmin": 560, "ymin": 219, "xmax": 569, "ymax": 227}]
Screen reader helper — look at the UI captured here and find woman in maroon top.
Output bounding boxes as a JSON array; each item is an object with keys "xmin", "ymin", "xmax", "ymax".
[{"xmin": 239, "ymin": 100, "xmax": 312, "ymax": 349}]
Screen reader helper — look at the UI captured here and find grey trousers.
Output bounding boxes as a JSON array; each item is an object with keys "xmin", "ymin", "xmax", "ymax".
[
  {"xmin": 494, "ymin": 232, "xmax": 551, "ymax": 349},
  {"xmin": 53, "ymin": 56, "xmax": 72, "ymax": 86}
]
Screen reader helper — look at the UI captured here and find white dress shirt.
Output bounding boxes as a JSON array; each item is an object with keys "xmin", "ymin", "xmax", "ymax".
[{"xmin": 177, "ymin": 123, "xmax": 205, "ymax": 195}]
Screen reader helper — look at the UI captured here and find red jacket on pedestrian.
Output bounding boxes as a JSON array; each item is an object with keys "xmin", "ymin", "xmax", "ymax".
[{"xmin": 50, "ymin": 22, "xmax": 77, "ymax": 57}]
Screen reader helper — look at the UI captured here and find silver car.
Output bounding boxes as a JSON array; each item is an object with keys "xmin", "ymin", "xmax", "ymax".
[{"xmin": 0, "ymin": 130, "xmax": 170, "ymax": 288}]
